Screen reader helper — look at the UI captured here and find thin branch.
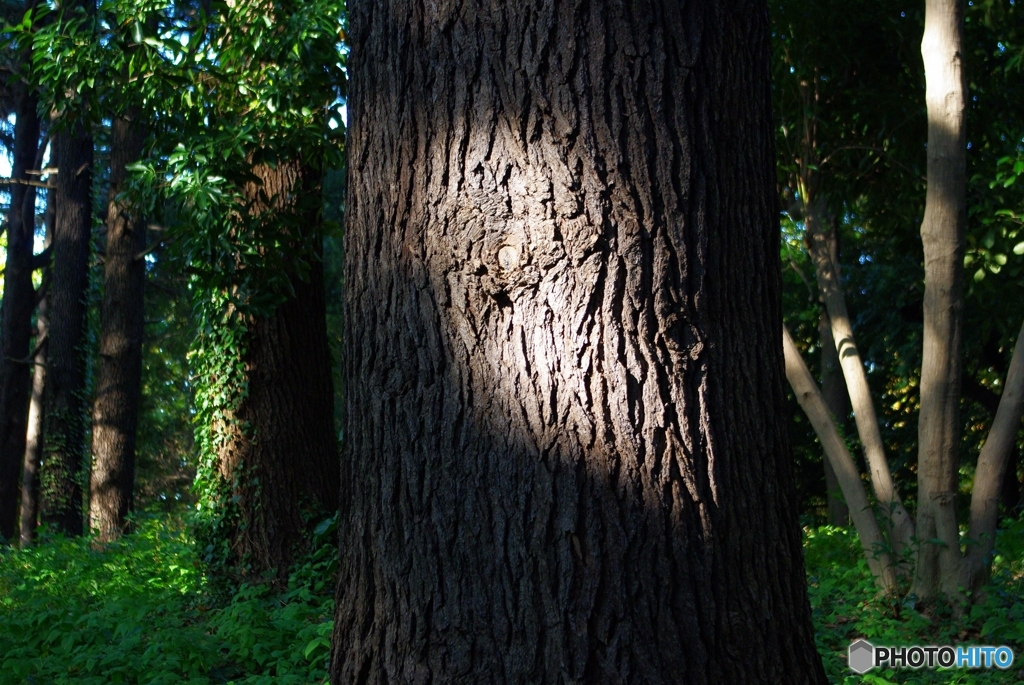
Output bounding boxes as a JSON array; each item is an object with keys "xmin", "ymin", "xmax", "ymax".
[
  {"xmin": 4, "ymin": 356, "xmax": 45, "ymax": 368},
  {"xmin": 135, "ymin": 242, "xmax": 163, "ymax": 261},
  {"xmin": 0, "ymin": 178, "xmax": 53, "ymax": 189},
  {"xmin": 818, "ymin": 144, "xmax": 925, "ymax": 184},
  {"xmin": 788, "ymin": 260, "xmax": 816, "ymax": 303}
]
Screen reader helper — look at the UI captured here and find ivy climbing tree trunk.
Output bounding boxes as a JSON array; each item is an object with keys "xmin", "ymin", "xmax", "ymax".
[
  {"xmin": 913, "ymin": 0, "xmax": 967, "ymax": 601},
  {"xmin": 331, "ymin": 0, "xmax": 826, "ymax": 682},
  {"xmin": 89, "ymin": 114, "xmax": 146, "ymax": 542},
  {"xmin": 0, "ymin": 73, "xmax": 41, "ymax": 544},
  {"xmin": 215, "ymin": 159, "xmax": 338, "ymax": 580},
  {"xmin": 40, "ymin": 117, "xmax": 94, "ymax": 536}
]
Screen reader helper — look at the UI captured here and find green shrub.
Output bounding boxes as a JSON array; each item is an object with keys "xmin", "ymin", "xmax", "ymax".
[
  {"xmin": 0, "ymin": 515, "xmax": 334, "ymax": 684},
  {"xmin": 3, "ymin": 513, "xmax": 1022, "ymax": 684},
  {"xmin": 806, "ymin": 520, "xmax": 1024, "ymax": 684}
]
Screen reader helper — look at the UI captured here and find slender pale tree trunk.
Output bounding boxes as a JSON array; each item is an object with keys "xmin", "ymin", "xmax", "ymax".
[
  {"xmin": 333, "ymin": 0, "xmax": 827, "ymax": 682},
  {"xmin": 791, "ymin": 79, "xmax": 909, "ymax": 546},
  {"xmin": 785, "ymin": 326, "xmax": 896, "ymax": 590},
  {"xmin": 821, "ymin": 315, "xmax": 851, "ymax": 526},
  {"xmin": 805, "ymin": 199, "xmax": 915, "ymax": 552},
  {"xmin": 914, "ymin": 0, "xmax": 967, "ymax": 601},
  {"xmin": 818, "ymin": 228, "xmax": 851, "ymax": 526},
  {"xmin": 19, "ymin": 185, "xmax": 54, "ymax": 547},
  {"xmin": 962, "ymin": 320, "xmax": 1024, "ymax": 596},
  {"xmin": 0, "ymin": 54, "xmax": 41, "ymax": 543},
  {"xmin": 89, "ymin": 114, "xmax": 146, "ymax": 542}
]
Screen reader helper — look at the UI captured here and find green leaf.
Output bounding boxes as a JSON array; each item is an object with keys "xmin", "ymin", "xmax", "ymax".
[{"xmin": 303, "ymin": 636, "xmax": 328, "ymax": 659}]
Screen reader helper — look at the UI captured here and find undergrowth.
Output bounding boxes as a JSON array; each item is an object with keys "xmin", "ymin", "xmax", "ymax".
[
  {"xmin": 2, "ymin": 513, "xmax": 1023, "ymax": 683},
  {"xmin": 0, "ymin": 514, "xmax": 334, "ymax": 684},
  {"xmin": 808, "ymin": 517, "xmax": 1024, "ymax": 684}
]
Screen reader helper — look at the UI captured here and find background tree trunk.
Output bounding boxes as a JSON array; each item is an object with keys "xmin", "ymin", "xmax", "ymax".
[
  {"xmin": 89, "ymin": 114, "xmax": 146, "ymax": 542},
  {"xmin": 19, "ymin": 183, "xmax": 54, "ymax": 547},
  {"xmin": 817, "ymin": 225, "xmax": 851, "ymax": 527},
  {"xmin": 804, "ymin": 199, "xmax": 914, "ymax": 551},
  {"xmin": 332, "ymin": 1, "xmax": 826, "ymax": 682},
  {"xmin": 39, "ymin": 118, "xmax": 94, "ymax": 536},
  {"xmin": 821, "ymin": 316, "xmax": 851, "ymax": 526},
  {"xmin": 784, "ymin": 326, "xmax": 895, "ymax": 589},
  {"xmin": 215, "ymin": 159, "xmax": 338, "ymax": 579},
  {"xmin": 914, "ymin": 0, "xmax": 967, "ymax": 600},
  {"xmin": 0, "ymin": 77, "xmax": 41, "ymax": 544},
  {"xmin": 999, "ymin": 446, "xmax": 1019, "ymax": 514},
  {"xmin": 962, "ymin": 320, "xmax": 1024, "ymax": 596}
]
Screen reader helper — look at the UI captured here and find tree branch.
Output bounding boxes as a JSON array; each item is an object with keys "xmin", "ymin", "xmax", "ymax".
[
  {"xmin": 783, "ymin": 324, "xmax": 897, "ymax": 591},
  {"xmin": 963, "ymin": 319, "xmax": 1024, "ymax": 596}
]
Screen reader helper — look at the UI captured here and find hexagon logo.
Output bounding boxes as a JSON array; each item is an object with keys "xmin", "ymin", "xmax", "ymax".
[{"xmin": 848, "ymin": 639, "xmax": 875, "ymax": 674}]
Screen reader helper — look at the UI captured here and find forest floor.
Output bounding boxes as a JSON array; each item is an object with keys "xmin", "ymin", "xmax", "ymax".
[
  {"xmin": 809, "ymin": 518, "xmax": 1024, "ymax": 684},
  {"xmin": 1, "ymin": 515, "xmax": 1023, "ymax": 684}
]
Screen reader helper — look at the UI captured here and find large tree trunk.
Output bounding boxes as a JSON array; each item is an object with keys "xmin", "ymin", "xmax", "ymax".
[
  {"xmin": 19, "ymin": 183, "xmax": 54, "ymax": 547},
  {"xmin": 0, "ymin": 75, "xmax": 41, "ymax": 544},
  {"xmin": 39, "ymin": 118, "xmax": 94, "ymax": 536},
  {"xmin": 332, "ymin": 1, "xmax": 826, "ymax": 682},
  {"xmin": 215, "ymin": 159, "xmax": 338, "ymax": 579},
  {"xmin": 914, "ymin": 0, "xmax": 967, "ymax": 601},
  {"xmin": 89, "ymin": 114, "xmax": 146, "ymax": 542}
]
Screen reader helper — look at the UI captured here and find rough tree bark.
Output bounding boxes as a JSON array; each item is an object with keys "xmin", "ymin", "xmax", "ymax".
[
  {"xmin": 784, "ymin": 326, "xmax": 895, "ymax": 590},
  {"xmin": 39, "ymin": 116, "xmax": 94, "ymax": 536},
  {"xmin": 0, "ymin": 75, "xmax": 41, "ymax": 544},
  {"xmin": 332, "ymin": 1, "xmax": 826, "ymax": 682},
  {"xmin": 89, "ymin": 114, "xmax": 146, "ymax": 542},
  {"xmin": 215, "ymin": 158, "xmax": 338, "ymax": 579},
  {"xmin": 19, "ymin": 180, "xmax": 54, "ymax": 547},
  {"xmin": 913, "ymin": 0, "xmax": 967, "ymax": 601}
]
